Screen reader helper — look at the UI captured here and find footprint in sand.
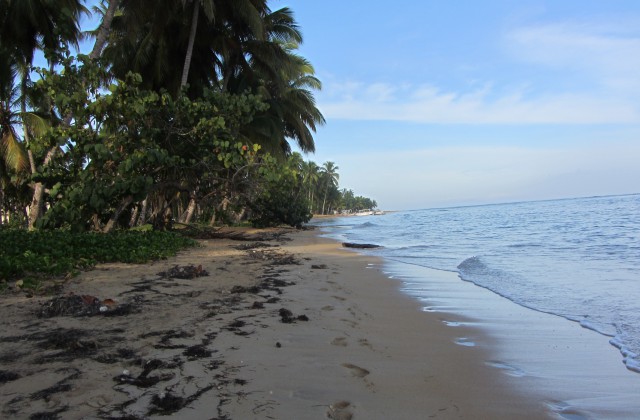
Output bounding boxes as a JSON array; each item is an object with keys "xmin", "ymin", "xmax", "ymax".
[
  {"xmin": 358, "ymin": 338, "xmax": 373, "ymax": 349},
  {"xmin": 327, "ymin": 400, "xmax": 353, "ymax": 420},
  {"xmin": 331, "ymin": 337, "xmax": 348, "ymax": 347},
  {"xmin": 340, "ymin": 318, "xmax": 358, "ymax": 328},
  {"xmin": 342, "ymin": 363, "xmax": 370, "ymax": 378}
]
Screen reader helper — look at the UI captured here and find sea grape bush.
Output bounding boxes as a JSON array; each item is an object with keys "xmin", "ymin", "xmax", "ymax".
[{"xmin": 30, "ymin": 56, "xmax": 268, "ymax": 231}]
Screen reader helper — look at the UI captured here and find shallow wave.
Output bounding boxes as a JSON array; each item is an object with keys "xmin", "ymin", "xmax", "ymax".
[
  {"xmin": 456, "ymin": 256, "xmax": 486, "ymax": 274},
  {"xmin": 354, "ymin": 221, "xmax": 378, "ymax": 229},
  {"xmin": 318, "ymin": 194, "xmax": 640, "ymax": 373}
]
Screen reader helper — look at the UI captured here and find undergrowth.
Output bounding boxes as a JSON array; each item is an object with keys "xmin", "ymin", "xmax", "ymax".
[{"xmin": 0, "ymin": 229, "xmax": 197, "ymax": 284}]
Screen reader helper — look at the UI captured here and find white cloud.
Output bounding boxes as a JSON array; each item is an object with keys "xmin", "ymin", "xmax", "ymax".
[
  {"xmin": 317, "ymin": 17, "xmax": 640, "ymax": 125},
  {"xmin": 506, "ymin": 20, "xmax": 640, "ymax": 92},
  {"xmin": 318, "ymin": 83, "xmax": 640, "ymax": 124}
]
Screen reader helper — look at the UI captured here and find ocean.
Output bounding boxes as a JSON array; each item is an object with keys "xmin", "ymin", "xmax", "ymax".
[{"xmin": 312, "ymin": 194, "xmax": 640, "ymax": 375}]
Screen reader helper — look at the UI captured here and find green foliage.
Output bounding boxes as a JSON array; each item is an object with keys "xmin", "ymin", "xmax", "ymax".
[
  {"xmin": 30, "ymin": 57, "xmax": 267, "ymax": 231},
  {"xmin": 248, "ymin": 155, "xmax": 311, "ymax": 228},
  {"xmin": 0, "ymin": 228, "xmax": 197, "ymax": 282}
]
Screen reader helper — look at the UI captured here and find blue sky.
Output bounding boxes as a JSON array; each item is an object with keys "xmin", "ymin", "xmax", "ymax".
[{"xmin": 281, "ymin": 0, "xmax": 640, "ymax": 209}]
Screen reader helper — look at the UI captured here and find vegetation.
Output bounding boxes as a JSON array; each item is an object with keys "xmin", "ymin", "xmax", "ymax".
[
  {"xmin": 0, "ymin": 228, "xmax": 196, "ymax": 284},
  {"xmin": 0, "ymin": 0, "xmax": 376, "ymax": 232},
  {"xmin": 0, "ymin": 0, "xmax": 379, "ymax": 287}
]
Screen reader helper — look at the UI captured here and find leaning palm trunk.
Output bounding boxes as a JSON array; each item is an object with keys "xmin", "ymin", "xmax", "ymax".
[
  {"xmin": 182, "ymin": 196, "xmax": 198, "ymax": 224},
  {"xmin": 103, "ymin": 195, "xmax": 133, "ymax": 233},
  {"xmin": 28, "ymin": 147, "xmax": 58, "ymax": 229},
  {"xmin": 129, "ymin": 204, "xmax": 140, "ymax": 227},
  {"xmin": 180, "ymin": 2, "xmax": 200, "ymax": 90},
  {"xmin": 90, "ymin": 0, "xmax": 120, "ymax": 60},
  {"xmin": 137, "ymin": 198, "xmax": 149, "ymax": 226}
]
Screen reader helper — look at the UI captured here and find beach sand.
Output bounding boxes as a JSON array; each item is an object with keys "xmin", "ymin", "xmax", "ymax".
[{"xmin": 1, "ymin": 228, "xmax": 554, "ymax": 419}]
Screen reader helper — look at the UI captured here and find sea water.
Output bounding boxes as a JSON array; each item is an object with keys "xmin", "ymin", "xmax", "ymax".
[{"xmin": 312, "ymin": 194, "xmax": 640, "ymax": 374}]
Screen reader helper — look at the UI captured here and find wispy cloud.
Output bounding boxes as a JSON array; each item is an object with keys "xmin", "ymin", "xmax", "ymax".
[
  {"xmin": 318, "ymin": 82, "xmax": 640, "ymax": 124},
  {"xmin": 506, "ymin": 19, "xmax": 640, "ymax": 91},
  {"xmin": 318, "ymin": 17, "xmax": 640, "ymax": 125}
]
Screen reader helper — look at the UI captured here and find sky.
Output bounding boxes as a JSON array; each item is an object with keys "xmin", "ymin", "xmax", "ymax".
[{"xmin": 278, "ymin": 0, "xmax": 640, "ymax": 210}]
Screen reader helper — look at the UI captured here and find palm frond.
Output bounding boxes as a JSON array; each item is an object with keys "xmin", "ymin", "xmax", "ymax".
[{"xmin": 0, "ymin": 129, "xmax": 29, "ymax": 173}]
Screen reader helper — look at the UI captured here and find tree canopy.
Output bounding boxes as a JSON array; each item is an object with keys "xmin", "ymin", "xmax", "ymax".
[{"xmin": 0, "ymin": 0, "xmax": 375, "ymax": 230}]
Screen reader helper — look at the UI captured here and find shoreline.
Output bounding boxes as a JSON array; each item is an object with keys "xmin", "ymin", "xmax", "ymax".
[
  {"xmin": 383, "ymin": 260, "xmax": 640, "ymax": 419},
  {"xmin": 0, "ymin": 228, "xmax": 593, "ymax": 418}
]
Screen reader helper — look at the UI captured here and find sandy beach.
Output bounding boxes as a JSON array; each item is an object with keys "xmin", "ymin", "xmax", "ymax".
[{"xmin": 1, "ymin": 228, "xmax": 559, "ymax": 419}]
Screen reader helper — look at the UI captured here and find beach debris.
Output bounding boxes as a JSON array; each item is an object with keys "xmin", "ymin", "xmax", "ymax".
[
  {"xmin": 311, "ymin": 264, "xmax": 328, "ymax": 269},
  {"xmin": 182, "ymin": 227, "xmax": 290, "ymax": 242},
  {"xmin": 278, "ymin": 308, "xmax": 309, "ymax": 323},
  {"xmin": 342, "ymin": 242, "xmax": 381, "ymax": 249},
  {"xmin": 147, "ymin": 385, "xmax": 216, "ymax": 416},
  {"xmin": 232, "ymin": 242, "xmax": 276, "ymax": 250},
  {"xmin": 279, "ymin": 308, "xmax": 294, "ymax": 323},
  {"xmin": 157, "ymin": 264, "xmax": 209, "ymax": 279},
  {"xmin": 246, "ymin": 248, "xmax": 299, "ymax": 265},
  {"xmin": 230, "ymin": 285, "xmax": 261, "ymax": 294},
  {"xmin": 0, "ymin": 370, "xmax": 20, "ymax": 384},
  {"xmin": 31, "ymin": 367, "xmax": 80, "ymax": 401},
  {"xmin": 114, "ymin": 359, "xmax": 174, "ymax": 388},
  {"xmin": 149, "ymin": 392, "xmax": 185, "ymax": 414},
  {"xmin": 38, "ymin": 294, "xmax": 133, "ymax": 318},
  {"xmin": 183, "ymin": 344, "xmax": 212, "ymax": 359}
]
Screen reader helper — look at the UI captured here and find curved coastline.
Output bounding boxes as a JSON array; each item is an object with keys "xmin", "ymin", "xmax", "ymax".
[
  {"xmin": 319, "ymin": 220, "xmax": 640, "ymax": 419},
  {"xmin": 2, "ymin": 226, "xmax": 638, "ymax": 418}
]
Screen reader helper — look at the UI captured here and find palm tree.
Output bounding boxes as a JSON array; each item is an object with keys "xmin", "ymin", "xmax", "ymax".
[
  {"xmin": 0, "ymin": 0, "xmax": 87, "ymax": 228},
  {"xmin": 320, "ymin": 161, "xmax": 339, "ymax": 215},
  {"xmin": 88, "ymin": 0, "xmax": 122, "ymax": 60},
  {"xmin": 246, "ymin": 49, "xmax": 324, "ymax": 155},
  {"xmin": 0, "ymin": 75, "xmax": 29, "ymax": 220},
  {"xmin": 104, "ymin": 0, "xmax": 267, "ymax": 97},
  {"xmin": 300, "ymin": 160, "xmax": 319, "ymax": 212},
  {"xmin": 179, "ymin": 0, "xmax": 214, "ymax": 89}
]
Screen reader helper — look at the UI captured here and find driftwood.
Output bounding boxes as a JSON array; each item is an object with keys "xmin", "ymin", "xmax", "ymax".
[{"xmin": 342, "ymin": 242, "xmax": 381, "ymax": 249}]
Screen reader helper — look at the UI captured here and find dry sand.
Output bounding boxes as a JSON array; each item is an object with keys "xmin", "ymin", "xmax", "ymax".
[{"xmin": 0, "ymin": 228, "xmax": 551, "ymax": 419}]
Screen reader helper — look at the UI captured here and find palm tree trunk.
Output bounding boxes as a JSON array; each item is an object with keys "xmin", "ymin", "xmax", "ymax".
[
  {"xmin": 182, "ymin": 197, "xmax": 198, "ymax": 224},
  {"xmin": 0, "ymin": 186, "xmax": 4, "ymax": 226},
  {"xmin": 137, "ymin": 197, "xmax": 149, "ymax": 226},
  {"xmin": 321, "ymin": 187, "xmax": 328, "ymax": 215},
  {"xmin": 129, "ymin": 204, "xmax": 139, "ymax": 227},
  {"xmin": 28, "ymin": 146, "xmax": 58, "ymax": 229},
  {"xmin": 180, "ymin": 1, "xmax": 200, "ymax": 90},
  {"xmin": 90, "ymin": 0, "xmax": 121, "ymax": 60},
  {"xmin": 103, "ymin": 195, "xmax": 133, "ymax": 233}
]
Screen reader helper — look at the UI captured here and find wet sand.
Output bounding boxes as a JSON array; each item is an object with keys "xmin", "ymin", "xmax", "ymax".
[
  {"xmin": 1, "ymin": 228, "xmax": 553, "ymax": 419},
  {"xmin": 394, "ymin": 261, "xmax": 640, "ymax": 419}
]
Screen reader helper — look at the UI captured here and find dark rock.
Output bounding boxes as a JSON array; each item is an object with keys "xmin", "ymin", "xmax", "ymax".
[{"xmin": 342, "ymin": 242, "xmax": 381, "ymax": 249}]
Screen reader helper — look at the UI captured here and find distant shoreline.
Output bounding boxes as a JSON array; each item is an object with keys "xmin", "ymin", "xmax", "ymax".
[{"xmin": 311, "ymin": 210, "xmax": 394, "ymax": 220}]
